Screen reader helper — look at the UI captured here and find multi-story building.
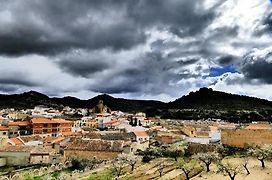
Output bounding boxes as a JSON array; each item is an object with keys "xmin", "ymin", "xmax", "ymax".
[
  {"xmin": 8, "ymin": 121, "xmax": 32, "ymax": 138},
  {"xmin": 87, "ymin": 119, "xmax": 98, "ymax": 128},
  {"xmin": 0, "ymin": 126, "xmax": 9, "ymax": 137},
  {"xmin": 31, "ymin": 118, "xmax": 73, "ymax": 137}
]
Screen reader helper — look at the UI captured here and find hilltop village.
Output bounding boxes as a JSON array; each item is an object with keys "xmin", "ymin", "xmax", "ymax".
[{"xmin": 1, "ymin": 100, "xmax": 272, "ymax": 179}]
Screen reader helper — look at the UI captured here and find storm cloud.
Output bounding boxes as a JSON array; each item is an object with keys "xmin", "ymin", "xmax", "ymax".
[
  {"xmin": 0, "ymin": 0, "xmax": 220, "ymax": 56},
  {"xmin": 1, "ymin": 0, "xmax": 272, "ymax": 101}
]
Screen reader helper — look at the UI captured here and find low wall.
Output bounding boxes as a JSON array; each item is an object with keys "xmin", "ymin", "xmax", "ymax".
[
  {"xmin": 0, "ymin": 158, "xmax": 6, "ymax": 167},
  {"xmin": 0, "ymin": 152, "xmax": 30, "ymax": 166},
  {"xmin": 221, "ymin": 129, "xmax": 272, "ymax": 148},
  {"xmin": 64, "ymin": 150, "xmax": 120, "ymax": 160}
]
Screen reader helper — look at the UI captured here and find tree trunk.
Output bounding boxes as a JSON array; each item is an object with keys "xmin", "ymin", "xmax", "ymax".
[
  {"xmin": 260, "ymin": 159, "xmax": 265, "ymax": 168},
  {"xmin": 174, "ymin": 156, "xmax": 177, "ymax": 161},
  {"xmin": 205, "ymin": 163, "xmax": 210, "ymax": 172},
  {"xmin": 230, "ymin": 175, "xmax": 236, "ymax": 180},
  {"xmin": 185, "ymin": 173, "xmax": 190, "ymax": 180},
  {"xmin": 159, "ymin": 171, "xmax": 162, "ymax": 177},
  {"xmin": 243, "ymin": 165, "xmax": 250, "ymax": 175},
  {"xmin": 117, "ymin": 169, "xmax": 122, "ymax": 177},
  {"xmin": 131, "ymin": 164, "xmax": 135, "ymax": 171}
]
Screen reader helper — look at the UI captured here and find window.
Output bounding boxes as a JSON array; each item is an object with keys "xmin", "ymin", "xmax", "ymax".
[{"xmin": 3, "ymin": 132, "xmax": 6, "ymax": 135}]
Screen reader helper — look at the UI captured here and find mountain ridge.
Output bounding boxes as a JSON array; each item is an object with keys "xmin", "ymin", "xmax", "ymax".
[
  {"xmin": 1, "ymin": 88, "xmax": 272, "ymax": 122},
  {"xmin": 1, "ymin": 88, "xmax": 272, "ymax": 110}
]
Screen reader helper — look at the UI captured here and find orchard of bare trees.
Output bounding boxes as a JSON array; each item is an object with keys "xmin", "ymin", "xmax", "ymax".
[{"xmin": 134, "ymin": 144, "xmax": 272, "ymax": 180}]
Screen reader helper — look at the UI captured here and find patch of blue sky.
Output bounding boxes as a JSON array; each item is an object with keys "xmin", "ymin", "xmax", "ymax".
[{"xmin": 202, "ymin": 65, "xmax": 239, "ymax": 79}]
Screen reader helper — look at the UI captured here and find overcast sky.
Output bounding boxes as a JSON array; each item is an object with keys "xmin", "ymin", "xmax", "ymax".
[{"xmin": 1, "ymin": 0, "xmax": 272, "ymax": 101}]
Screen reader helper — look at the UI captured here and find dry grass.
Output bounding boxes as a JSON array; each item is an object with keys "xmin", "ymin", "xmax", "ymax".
[{"xmin": 193, "ymin": 157, "xmax": 272, "ymax": 180}]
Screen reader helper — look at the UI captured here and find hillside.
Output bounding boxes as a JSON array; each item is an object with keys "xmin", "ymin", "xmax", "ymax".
[
  {"xmin": 0, "ymin": 91, "xmax": 166, "ymax": 113},
  {"xmin": 169, "ymin": 87, "xmax": 272, "ymax": 110},
  {"xmin": 1, "ymin": 88, "xmax": 272, "ymax": 122}
]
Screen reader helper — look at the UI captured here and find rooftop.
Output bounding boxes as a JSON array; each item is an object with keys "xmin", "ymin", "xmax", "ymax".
[
  {"xmin": 0, "ymin": 145, "xmax": 55, "ymax": 154},
  {"xmin": 19, "ymin": 135, "xmax": 43, "ymax": 143},
  {"xmin": 8, "ymin": 121, "xmax": 30, "ymax": 126},
  {"xmin": 133, "ymin": 131, "xmax": 149, "ymax": 137},
  {"xmin": 0, "ymin": 126, "xmax": 9, "ymax": 131},
  {"xmin": 31, "ymin": 118, "xmax": 73, "ymax": 124},
  {"xmin": 8, "ymin": 137, "xmax": 24, "ymax": 145},
  {"xmin": 64, "ymin": 139, "xmax": 124, "ymax": 152}
]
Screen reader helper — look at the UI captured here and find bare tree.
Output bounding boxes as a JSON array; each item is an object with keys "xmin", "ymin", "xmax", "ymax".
[
  {"xmin": 241, "ymin": 157, "xmax": 250, "ymax": 175},
  {"xmin": 248, "ymin": 145, "xmax": 272, "ymax": 168},
  {"xmin": 126, "ymin": 155, "xmax": 138, "ymax": 172},
  {"xmin": 112, "ymin": 155, "xmax": 127, "ymax": 177},
  {"xmin": 176, "ymin": 159, "xmax": 199, "ymax": 180},
  {"xmin": 217, "ymin": 161, "xmax": 241, "ymax": 180},
  {"xmin": 165, "ymin": 144, "xmax": 186, "ymax": 161},
  {"xmin": 119, "ymin": 153, "xmax": 138, "ymax": 172},
  {"xmin": 156, "ymin": 160, "xmax": 167, "ymax": 177},
  {"xmin": 194, "ymin": 152, "xmax": 220, "ymax": 172}
]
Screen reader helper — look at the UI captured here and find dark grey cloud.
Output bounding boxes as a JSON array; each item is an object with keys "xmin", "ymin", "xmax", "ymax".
[
  {"xmin": 58, "ymin": 56, "xmax": 110, "ymax": 78},
  {"xmin": 241, "ymin": 48, "xmax": 272, "ymax": 83},
  {"xmin": 0, "ymin": 0, "xmax": 146, "ymax": 55},
  {"xmin": 177, "ymin": 58, "xmax": 200, "ymax": 66},
  {"xmin": 254, "ymin": 10, "xmax": 272, "ymax": 36},
  {"xmin": 86, "ymin": 52, "xmax": 189, "ymax": 95},
  {"xmin": 0, "ymin": 72, "xmax": 38, "ymax": 87},
  {"xmin": 0, "ymin": 0, "xmax": 222, "ymax": 56},
  {"xmin": 216, "ymin": 55, "xmax": 237, "ymax": 65},
  {"xmin": 128, "ymin": 0, "xmax": 223, "ymax": 37},
  {"xmin": 0, "ymin": 84, "xmax": 21, "ymax": 93},
  {"xmin": 1, "ymin": 0, "xmax": 272, "ymax": 101}
]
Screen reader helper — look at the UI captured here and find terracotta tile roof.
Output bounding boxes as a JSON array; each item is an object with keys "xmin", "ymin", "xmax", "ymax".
[
  {"xmin": 245, "ymin": 124, "xmax": 272, "ymax": 130},
  {"xmin": 8, "ymin": 121, "xmax": 30, "ymax": 126},
  {"xmin": 31, "ymin": 118, "xmax": 72, "ymax": 124},
  {"xmin": 61, "ymin": 132, "xmax": 78, "ymax": 136},
  {"xmin": 64, "ymin": 140, "xmax": 124, "ymax": 152},
  {"xmin": 133, "ymin": 131, "xmax": 149, "ymax": 137},
  {"xmin": 31, "ymin": 118, "xmax": 53, "ymax": 124},
  {"xmin": 0, "ymin": 145, "xmax": 55, "ymax": 154},
  {"xmin": 0, "ymin": 126, "xmax": 8, "ymax": 131},
  {"xmin": 83, "ymin": 133, "xmax": 102, "ymax": 139},
  {"xmin": 43, "ymin": 136, "xmax": 65, "ymax": 144},
  {"xmin": 82, "ymin": 132, "xmax": 136, "ymax": 141},
  {"xmin": 19, "ymin": 135, "xmax": 43, "ymax": 143},
  {"xmin": 101, "ymin": 132, "xmax": 136, "ymax": 141},
  {"xmin": 52, "ymin": 119, "xmax": 73, "ymax": 124},
  {"xmin": 9, "ymin": 137, "xmax": 24, "ymax": 145},
  {"xmin": 52, "ymin": 137, "xmax": 65, "ymax": 144}
]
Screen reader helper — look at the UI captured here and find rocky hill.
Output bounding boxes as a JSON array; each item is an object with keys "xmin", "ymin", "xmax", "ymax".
[{"xmin": 169, "ymin": 87, "xmax": 272, "ymax": 110}]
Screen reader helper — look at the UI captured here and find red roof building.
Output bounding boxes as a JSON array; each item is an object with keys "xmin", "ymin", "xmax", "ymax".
[{"xmin": 31, "ymin": 118, "xmax": 73, "ymax": 136}]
